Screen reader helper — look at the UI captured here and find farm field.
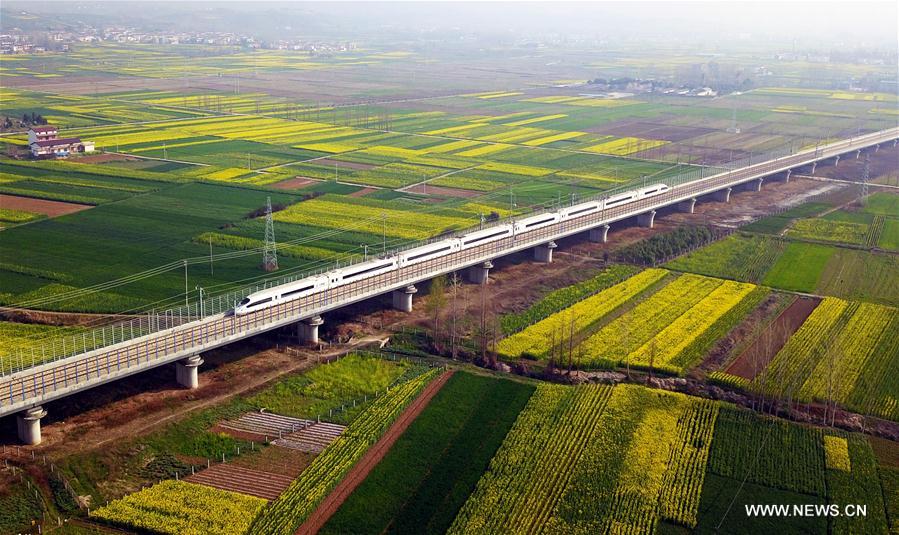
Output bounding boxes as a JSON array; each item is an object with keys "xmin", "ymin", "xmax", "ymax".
[
  {"xmin": 495, "ymin": 267, "xmax": 668, "ymax": 359},
  {"xmin": 90, "ymin": 480, "xmax": 265, "ymax": 535},
  {"xmin": 246, "ymin": 353, "xmax": 421, "ymax": 424},
  {"xmin": 246, "ymin": 368, "xmax": 441, "ymax": 534},
  {"xmin": 752, "ymin": 298, "xmax": 899, "ymax": 421},
  {"xmin": 497, "ymin": 269, "xmax": 765, "ymax": 375},
  {"xmin": 321, "ymin": 372, "xmax": 535, "ymax": 535},
  {"xmin": 0, "ymin": 43, "xmax": 895, "ymax": 316},
  {"xmin": 451, "ymin": 383, "xmax": 893, "ymax": 534}
]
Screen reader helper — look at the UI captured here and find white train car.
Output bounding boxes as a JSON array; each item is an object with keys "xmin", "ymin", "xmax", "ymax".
[
  {"xmin": 603, "ymin": 189, "xmax": 639, "ymax": 209},
  {"xmin": 559, "ymin": 201, "xmax": 602, "ymax": 221},
  {"xmin": 398, "ymin": 238, "xmax": 462, "ymax": 268},
  {"xmin": 328, "ymin": 257, "xmax": 398, "ymax": 286},
  {"xmin": 234, "ymin": 274, "xmax": 328, "ymax": 316},
  {"xmin": 458, "ymin": 224, "xmax": 514, "ymax": 250},
  {"xmin": 513, "ymin": 212, "xmax": 561, "ymax": 235},
  {"xmin": 638, "ymin": 183, "xmax": 670, "ymax": 199}
]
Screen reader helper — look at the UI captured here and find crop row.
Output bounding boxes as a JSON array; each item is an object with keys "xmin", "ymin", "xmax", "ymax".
[
  {"xmin": 246, "ymin": 368, "xmax": 440, "ymax": 535},
  {"xmin": 495, "ymin": 268, "xmax": 667, "ymax": 358},
  {"xmin": 90, "ymin": 480, "xmax": 265, "ymax": 535},
  {"xmin": 627, "ymin": 280, "xmax": 758, "ymax": 373},
  {"xmin": 543, "ymin": 386, "xmax": 712, "ymax": 533},
  {"xmin": 756, "ymin": 297, "xmax": 850, "ymax": 398},
  {"xmin": 657, "ymin": 400, "xmax": 720, "ymax": 527},
  {"xmin": 499, "ymin": 264, "xmax": 640, "ymax": 335},
  {"xmin": 798, "ymin": 302, "xmax": 893, "ymax": 403},
  {"xmin": 826, "ymin": 433, "xmax": 890, "ymax": 534},
  {"xmin": 786, "ymin": 218, "xmax": 869, "ymax": 246},
  {"xmin": 707, "ymin": 407, "xmax": 826, "ymax": 495},
  {"xmin": 578, "ymin": 273, "xmax": 723, "ymax": 368},
  {"xmin": 448, "ymin": 384, "xmax": 613, "ymax": 534}
]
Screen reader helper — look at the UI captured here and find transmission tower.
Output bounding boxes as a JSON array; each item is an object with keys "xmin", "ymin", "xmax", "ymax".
[
  {"xmin": 860, "ymin": 152, "xmax": 870, "ymax": 206},
  {"xmin": 262, "ymin": 197, "xmax": 278, "ymax": 272}
]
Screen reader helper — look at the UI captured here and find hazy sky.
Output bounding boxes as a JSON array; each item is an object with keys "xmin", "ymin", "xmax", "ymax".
[{"xmin": 6, "ymin": 1, "xmax": 898, "ymax": 47}]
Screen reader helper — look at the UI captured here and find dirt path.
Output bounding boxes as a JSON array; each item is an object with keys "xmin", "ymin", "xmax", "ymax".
[{"xmin": 295, "ymin": 369, "xmax": 454, "ymax": 535}]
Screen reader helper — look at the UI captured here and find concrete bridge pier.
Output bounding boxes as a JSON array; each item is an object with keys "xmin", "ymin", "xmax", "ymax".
[
  {"xmin": 893, "ymin": 139, "xmax": 897, "ymax": 148},
  {"xmin": 467, "ymin": 260, "xmax": 493, "ymax": 284},
  {"xmin": 17, "ymin": 406, "xmax": 47, "ymax": 445},
  {"xmin": 810, "ymin": 162, "xmax": 817, "ymax": 174},
  {"xmin": 834, "ymin": 155, "xmax": 840, "ymax": 167},
  {"xmin": 874, "ymin": 144, "xmax": 880, "ymax": 153},
  {"xmin": 714, "ymin": 187, "xmax": 732, "ymax": 203},
  {"xmin": 588, "ymin": 224, "xmax": 610, "ymax": 243},
  {"xmin": 298, "ymin": 315, "xmax": 324, "ymax": 344},
  {"xmin": 533, "ymin": 241, "xmax": 557, "ymax": 263},
  {"xmin": 391, "ymin": 285, "xmax": 417, "ymax": 312},
  {"xmin": 175, "ymin": 355, "xmax": 203, "ymax": 389},
  {"xmin": 748, "ymin": 178, "xmax": 764, "ymax": 192},
  {"xmin": 856, "ymin": 149, "xmax": 862, "ymax": 159},
  {"xmin": 783, "ymin": 169, "xmax": 792, "ymax": 183},
  {"xmin": 677, "ymin": 198, "xmax": 697, "ymax": 214},
  {"xmin": 637, "ymin": 210, "xmax": 656, "ymax": 228}
]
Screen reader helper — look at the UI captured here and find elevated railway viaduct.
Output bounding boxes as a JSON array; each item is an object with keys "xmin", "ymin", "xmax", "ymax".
[{"xmin": 3, "ymin": 127, "xmax": 897, "ymax": 444}]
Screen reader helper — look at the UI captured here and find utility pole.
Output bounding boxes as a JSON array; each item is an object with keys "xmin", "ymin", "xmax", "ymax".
[
  {"xmin": 195, "ymin": 286, "xmax": 205, "ymax": 317},
  {"xmin": 382, "ymin": 213, "xmax": 387, "ymax": 253},
  {"xmin": 183, "ymin": 260, "xmax": 188, "ymax": 308},
  {"xmin": 262, "ymin": 197, "xmax": 278, "ymax": 271}
]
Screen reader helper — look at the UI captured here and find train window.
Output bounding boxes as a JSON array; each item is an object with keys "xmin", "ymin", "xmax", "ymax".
[
  {"xmin": 248, "ymin": 297, "xmax": 272, "ymax": 308},
  {"xmin": 525, "ymin": 217, "xmax": 554, "ymax": 228},
  {"xmin": 238, "ymin": 298, "xmax": 250, "ymax": 306},
  {"xmin": 283, "ymin": 285, "xmax": 314, "ymax": 297},
  {"xmin": 463, "ymin": 229, "xmax": 508, "ymax": 245},
  {"xmin": 344, "ymin": 261, "xmax": 392, "ymax": 279},
  {"xmin": 568, "ymin": 206, "xmax": 597, "ymax": 217},
  {"xmin": 407, "ymin": 245, "xmax": 451, "ymax": 261}
]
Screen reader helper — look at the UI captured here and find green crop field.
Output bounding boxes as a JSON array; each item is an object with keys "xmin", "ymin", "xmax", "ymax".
[
  {"xmin": 761, "ymin": 242, "xmax": 834, "ymax": 292},
  {"xmin": 247, "ymin": 353, "xmax": 421, "ymax": 424},
  {"xmin": 321, "ymin": 372, "xmax": 535, "ymax": 535},
  {"xmin": 665, "ymin": 233, "xmax": 786, "ymax": 283}
]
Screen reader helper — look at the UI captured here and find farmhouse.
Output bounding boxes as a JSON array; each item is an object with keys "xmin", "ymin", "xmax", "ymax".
[{"xmin": 28, "ymin": 125, "xmax": 94, "ymax": 158}]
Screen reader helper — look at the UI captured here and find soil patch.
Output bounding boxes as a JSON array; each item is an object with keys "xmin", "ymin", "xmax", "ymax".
[
  {"xmin": 347, "ymin": 187, "xmax": 377, "ymax": 197},
  {"xmin": 0, "ymin": 194, "xmax": 92, "ymax": 217},
  {"xmin": 404, "ymin": 183, "xmax": 480, "ymax": 198},
  {"xmin": 185, "ymin": 462, "xmax": 294, "ymax": 500},
  {"xmin": 726, "ymin": 296, "xmax": 821, "ymax": 380},
  {"xmin": 295, "ymin": 370, "xmax": 454, "ymax": 535},
  {"xmin": 270, "ymin": 177, "xmax": 319, "ymax": 190}
]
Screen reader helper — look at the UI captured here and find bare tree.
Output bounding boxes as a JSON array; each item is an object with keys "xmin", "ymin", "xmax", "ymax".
[
  {"xmin": 425, "ymin": 275, "xmax": 447, "ymax": 353},
  {"xmin": 449, "ymin": 273, "xmax": 462, "ymax": 360}
]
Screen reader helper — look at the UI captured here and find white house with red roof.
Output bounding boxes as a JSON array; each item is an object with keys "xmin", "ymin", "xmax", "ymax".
[{"xmin": 28, "ymin": 125, "xmax": 94, "ymax": 158}]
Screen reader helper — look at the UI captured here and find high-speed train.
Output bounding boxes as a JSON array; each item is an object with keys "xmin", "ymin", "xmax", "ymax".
[{"xmin": 233, "ymin": 183, "xmax": 670, "ymax": 315}]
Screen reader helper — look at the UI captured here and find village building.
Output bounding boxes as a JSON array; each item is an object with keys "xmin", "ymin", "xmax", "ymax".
[{"xmin": 28, "ymin": 125, "xmax": 94, "ymax": 158}]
